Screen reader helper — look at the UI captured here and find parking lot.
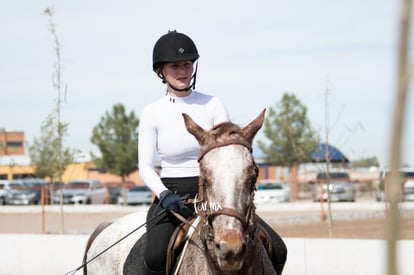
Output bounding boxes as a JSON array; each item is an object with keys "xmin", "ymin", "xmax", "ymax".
[{"xmin": 1, "ymin": 198, "xmax": 413, "ymax": 239}]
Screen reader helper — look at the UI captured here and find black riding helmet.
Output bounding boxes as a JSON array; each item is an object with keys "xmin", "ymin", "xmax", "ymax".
[{"xmin": 152, "ymin": 30, "xmax": 199, "ymax": 92}]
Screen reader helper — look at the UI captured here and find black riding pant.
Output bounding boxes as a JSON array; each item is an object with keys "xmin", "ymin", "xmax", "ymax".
[
  {"xmin": 144, "ymin": 177, "xmax": 198, "ymax": 273},
  {"xmin": 257, "ymin": 216, "xmax": 287, "ymax": 274}
]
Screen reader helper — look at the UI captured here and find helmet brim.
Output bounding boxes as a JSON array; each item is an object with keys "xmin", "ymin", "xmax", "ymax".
[{"xmin": 153, "ymin": 54, "xmax": 199, "ymax": 71}]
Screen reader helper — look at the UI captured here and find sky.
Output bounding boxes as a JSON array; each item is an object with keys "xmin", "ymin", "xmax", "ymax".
[{"xmin": 0, "ymin": 0, "xmax": 412, "ymax": 167}]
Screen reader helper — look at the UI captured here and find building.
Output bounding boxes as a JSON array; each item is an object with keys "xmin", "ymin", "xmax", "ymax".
[{"xmin": 0, "ymin": 129, "xmax": 25, "ymax": 156}]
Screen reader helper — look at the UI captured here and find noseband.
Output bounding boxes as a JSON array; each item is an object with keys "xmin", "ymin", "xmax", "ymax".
[{"xmin": 197, "ymin": 139, "xmax": 253, "ymax": 162}]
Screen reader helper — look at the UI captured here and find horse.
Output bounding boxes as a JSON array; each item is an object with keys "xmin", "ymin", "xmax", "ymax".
[{"xmin": 81, "ymin": 109, "xmax": 278, "ymax": 275}]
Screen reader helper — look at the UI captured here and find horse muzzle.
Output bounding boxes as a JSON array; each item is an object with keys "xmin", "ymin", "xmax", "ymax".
[{"xmin": 214, "ymin": 231, "xmax": 247, "ymax": 271}]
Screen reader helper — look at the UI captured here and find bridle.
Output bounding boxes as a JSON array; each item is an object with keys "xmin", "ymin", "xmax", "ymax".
[
  {"xmin": 195, "ymin": 140, "xmax": 259, "ymax": 268},
  {"xmin": 197, "ymin": 139, "xmax": 253, "ymax": 162}
]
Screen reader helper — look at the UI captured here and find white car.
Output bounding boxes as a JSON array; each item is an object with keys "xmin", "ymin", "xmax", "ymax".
[
  {"xmin": 54, "ymin": 179, "xmax": 105, "ymax": 204},
  {"xmin": 255, "ymin": 180, "xmax": 291, "ymax": 203},
  {"xmin": 313, "ymin": 180, "xmax": 356, "ymax": 202},
  {"xmin": 311, "ymin": 172, "xmax": 356, "ymax": 202},
  {"xmin": 403, "ymin": 178, "xmax": 414, "ymax": 201},
  {"xmin": 376, "ymin": 168, "xmax": 414, "ymax": 202},
  {"xmin": 0, "ymin": 180, "xmax": 19, "ymax": 205},
  {"xmin": 117, "ymin": 186, "xmax": 152, "ymax": 205}
]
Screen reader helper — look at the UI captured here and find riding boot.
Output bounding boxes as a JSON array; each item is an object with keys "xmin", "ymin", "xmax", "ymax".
[
  {"xmin": 257, "ymin": 216, "xmax": 287, "ymax": 275},
  {"xmin": 142, "ymin": 257, "xmax": 165, "ymax": 275}
]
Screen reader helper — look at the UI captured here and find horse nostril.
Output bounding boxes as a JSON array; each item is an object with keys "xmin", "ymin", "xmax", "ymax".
[
  {"xmin": 216, "ymin": 241, "xmax": 230, "ymax": 253},
  {"xmin": 215, "ymin": 241, "xmax": 247, "ymax": 259}
]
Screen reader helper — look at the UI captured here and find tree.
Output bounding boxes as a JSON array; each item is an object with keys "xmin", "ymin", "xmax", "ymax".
[
  {"xmin": 29, "ymin": 116, "xmax": 74, "ymax": 181},
  {"xmin": 351, "ymin": 156, "xmax": 380, "ymax": 168},
  {"xmin": 27, "ymin": 7, "xmax": 76, "ymax": 233},
  {"xmin": 258, "ymin": 93, "xmax": 318, "ymax": 166},
  {"xmin": 91, "ymin": 103, "xmax": 139, "ymax": 182},
  {"xmin": 257, "ymin": 93, "xmax": 318, "ymax": 199},
  {"xmin": 30, "ymin": 7, "xmax": 76, "ymax": 197}
]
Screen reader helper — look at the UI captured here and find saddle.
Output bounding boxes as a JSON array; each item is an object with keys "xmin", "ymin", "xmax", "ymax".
[
  {"xmin": 164, "ymin": 215, "xmax": 274, "ymax": 275},
  {"xmin": 165, "ymin": 218, "xmax": 193, "ymax": 274}
]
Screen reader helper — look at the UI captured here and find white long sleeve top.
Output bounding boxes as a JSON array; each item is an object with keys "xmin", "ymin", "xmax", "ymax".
[{"xmin": 138, "ymin": 90, "xmax": 229, "ymax": 197}]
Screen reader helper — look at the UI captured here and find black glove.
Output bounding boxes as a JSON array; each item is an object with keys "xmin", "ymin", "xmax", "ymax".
[{"xmin": 159, "ymin": 190, "xmax": 193, "ymax": 219}]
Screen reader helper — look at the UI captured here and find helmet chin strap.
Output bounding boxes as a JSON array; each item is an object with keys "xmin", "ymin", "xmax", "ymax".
[{"xmin": 163, "ymin": 62, "xmax": 198, "ymax": 92}]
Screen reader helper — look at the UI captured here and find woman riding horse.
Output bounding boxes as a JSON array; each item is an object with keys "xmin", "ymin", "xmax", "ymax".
[{"xmin": 138, "ymin": 30, "xmax": 287, "ymax": 275}]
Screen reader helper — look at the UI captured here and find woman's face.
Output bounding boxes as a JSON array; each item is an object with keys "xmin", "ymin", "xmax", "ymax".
[{"xmin": 162, "ymin": 61, "xmax": 194, "ymax": 94}]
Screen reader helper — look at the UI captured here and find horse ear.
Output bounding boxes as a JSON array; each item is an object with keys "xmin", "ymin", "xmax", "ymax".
[
  {"xmin": 182, "ymin": 113, "xmax": 208, "ymax": 144},
  {"xmin": 242, "ymin": 109, "xmax": 266, "ymax": 144}
]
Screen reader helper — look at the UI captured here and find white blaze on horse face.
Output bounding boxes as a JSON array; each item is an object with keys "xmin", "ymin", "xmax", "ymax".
[
  {"xmin": 203, "ymin": 144, "xmax": 252, "ymax": 219},
  {"xmin": 202, "ymin": 144, "xmax": 252, "ymax": 270}
]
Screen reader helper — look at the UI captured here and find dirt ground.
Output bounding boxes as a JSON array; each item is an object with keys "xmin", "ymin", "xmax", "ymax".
[
  {"xmin": 275, "ymin": 216, "xmax": 414, "ymax": 240},
  {"xmin": 0, "ymin": 207, "xmax": 413, "ymax": 240}
]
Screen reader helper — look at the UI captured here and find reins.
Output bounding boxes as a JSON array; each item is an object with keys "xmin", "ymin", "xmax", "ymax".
[
  {"xmin": 197, "ymin": 139, "xmax": 252, "ymax": 162},
  {"xmin": 70, "ymin": 141, "xmax": 258, "ymax": 274}
]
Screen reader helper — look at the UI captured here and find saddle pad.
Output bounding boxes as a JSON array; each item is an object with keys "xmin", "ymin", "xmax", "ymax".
[{"xmin": 123, "ymin": 232, "xmax": 147, "ymax": 275}]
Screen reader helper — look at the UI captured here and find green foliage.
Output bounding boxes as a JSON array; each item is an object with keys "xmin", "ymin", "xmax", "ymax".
[
  {"xmin": 257, "ymin": 93, "xmax": 319, "ymax": 166},
  {"xmin": 91, "ymin": 103, "xmax": 139, "ymax": 180},
  {"xmin": 29, "ymin": 116, "xmax": 75, "ymax": 179},
  {"xmin": 351, "ymin": 156, "xmax": 379, "ymax": 168}
]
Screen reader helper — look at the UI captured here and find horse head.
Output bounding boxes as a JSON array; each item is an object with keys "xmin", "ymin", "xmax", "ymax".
[{"xmin": 182, "ymin": 109, "xmax": 265, "ymax": 271}]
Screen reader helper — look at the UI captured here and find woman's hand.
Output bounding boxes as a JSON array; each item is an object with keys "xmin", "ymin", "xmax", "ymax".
[{"xmin": 159, "ymin": 190, "xmax": 193, "ymax": 218}]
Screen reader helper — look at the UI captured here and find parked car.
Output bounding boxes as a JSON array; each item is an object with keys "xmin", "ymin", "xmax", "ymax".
[
  {"xmin": 117, "ymin": 186, "xmax": 152, "ymax": 205},
  {"xmin": 54, "ymin": 179, "xmax": 105, "ymax": 204},
  {"xmin": 0, "ymin": 180, "xmax": 10, "ymax": 205},
  {"xmin": 312, "ymin": 172, "xmax": 356, "ymax": 202},
  {"xmin": 5, "ymin": 178, "xmax": 50, "ymax": 205},
  {"xmin": 105, "ymin": 181, "xmax": 135, "ymax": 204},
  {"xmin": 255, "ymin": 180, "xmax": 291, "ymax": 203},
  {"xmin": 404, "ymin": 179, "xmax": 414, "ymax": 201},
  {"xmin": 0, "ymin": 180, "xmax": 17, "ymax": 205},
  {"xmin": 375, "ymin": 168, "xmax": 414, "ymax": 201},
  {"xmin": 107, "ymin": 186, "xmax": 123, "ymax": 204}
]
